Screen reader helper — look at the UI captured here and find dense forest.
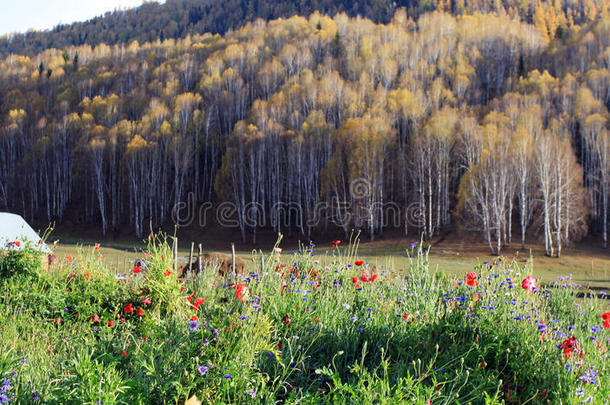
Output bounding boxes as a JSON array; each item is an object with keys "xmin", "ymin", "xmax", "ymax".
[
  {"xmin": 1, "ymin": 0, "xmax": 608, "ymax": 56},
  {"xmin": 0, "ymin": 2, "xmax": 608, "ymax": 254}
]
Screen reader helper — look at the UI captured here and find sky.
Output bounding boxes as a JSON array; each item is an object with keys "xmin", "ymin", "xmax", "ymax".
[{"xmin": 0, "ymin": 0, "xmax": 165, "ymax": 36}]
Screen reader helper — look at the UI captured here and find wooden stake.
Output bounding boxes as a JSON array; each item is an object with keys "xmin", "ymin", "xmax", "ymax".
[
  {"xmin": 173, "ymin": 237, "xmax": 178, "ymax": 272},
  {"xmin": 260, "ymin": 250, "xmax": 264, "ymax": 273},
  {"xmin": 231, "ymin": 243, "xmax": 236, "ymax": 278},
  {"xmin": 198, "ymin": 243, "xmax": 202, "ymax": 273},
  {"xmin": 188, "ymin": 241, "xmax": 194, "ymax": 277}
]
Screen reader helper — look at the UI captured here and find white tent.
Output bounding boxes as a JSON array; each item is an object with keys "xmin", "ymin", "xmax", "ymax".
[{"xmin": 0, "ymin": 212, "xmax": 52, "ymax": 253}]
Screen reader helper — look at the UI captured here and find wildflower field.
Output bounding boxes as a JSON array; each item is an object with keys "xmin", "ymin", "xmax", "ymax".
[{"xmin": 0, "ymin": 236, "xmax": 609, "ymax": 404}]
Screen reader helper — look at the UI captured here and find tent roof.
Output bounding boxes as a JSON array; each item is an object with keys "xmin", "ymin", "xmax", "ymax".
[{"xmin": 0, "ymin": 212, "xmax": 52, "ymax": 253}]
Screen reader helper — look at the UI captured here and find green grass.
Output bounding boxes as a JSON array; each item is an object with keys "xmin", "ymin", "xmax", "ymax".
[
  {"xmin": 2, "ymin": 235, "xmax": 608, "ymax": 403},
  {"xmin": 50, "ymin": 236, "xmax": 610, "ymax": 291}
]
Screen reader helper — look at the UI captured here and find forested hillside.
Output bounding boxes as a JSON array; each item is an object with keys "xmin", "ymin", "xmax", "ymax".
[
  {"xmin": 0, "ymin": 0, "xmax": 607, "ymax": 56},
  {"xmin": 0, "ymin": 7, "xmax": 608, "ymax": 254}
]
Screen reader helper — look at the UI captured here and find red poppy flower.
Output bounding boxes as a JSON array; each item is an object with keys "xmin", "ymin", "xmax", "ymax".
[
  {"xmin": 603, "ymin": 319, "xmax": 610, "ymax": 329},
  {"xmin": 561, "ymin": 336, "xmax": 578, "ymax": 358},
  {"xmin": 164, "ymin": 269, "xmax": 172, "ymax": 277},
  {"xmin": 90, "ymin": 314, "xmax": 100, "ymax": 323},
  {"xmin": 55, "ymin": 318, "xmax": 61, "ymax": 324},
  {"xmin": 331, "ymin": 240, "xmax": 341, "ymax": 247},
  {"xmin": 66, "ymin": 254, "xmax": 74, "ymax": 261},
  {"xmin": 191, "ymin": 315, "xmax": 198, "ymax": 321},
  {"xmin": 107, "ymin": 320, "xmax": 114, "ymax": 327},
  {"xmin": 359, "ymin": 274, "xmax": 378, "ymax": 283},
  {"xmin": 193, "ymin": 297, "xmax": 205, "ymax": 311},
  {"xmin": 133, "ymin": 264, "xmax": 141, "ymax": 274},
  {"xmin": 94, "ymin": 243, "xmax": 100, "ymax": 250},
  {"xmin": 121, "ymin": 350, "xmax": 128, "ymax": 358},
  {"xmin": 84, "ymin": 272, "xmax": 91, "ymax": 280},
  {"xmin": 355, "ymin": 260, "xmax": 364, "ymax": 266},
  {"xmin": 465, "ymin": 272, "xmax": 478, "ymax": 287},
  {"xmin": 278, "ymin": 343, "xmax": 283, "ymax": 349},
  {"xmin": 602, "ymin": 312, "xmax": 610, "ymax": 321},
  {"xmin": 124, "ymin": 304, "xmax": 134, "ymax": 314},
  {"xmin": 521, "ymin": 275, "xmax": 537, "ymax": 292},
  {"xmin": 186, "ymin": 296, "xmax": 193, "ymax": 302},
  {"xmin": 282, "ymin": 315, "xmax": 291, "ymax": 324},
  {"xmin": 136, "ymin": 308, "xmax": 145, "ymax": 316},
  {"xmin": 351, "ymin": 277, "xmax": 358, "ymax": 284},
  {"xmin": 235, "ymin": 283, "xmax": 249, "ymax": 302}
]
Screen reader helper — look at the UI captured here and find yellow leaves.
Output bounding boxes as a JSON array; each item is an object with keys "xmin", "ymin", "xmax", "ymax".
[
  {"xmin": 221, "ymin": 67, "xmax": 241, "ymax": 86},
  {"xmin": 584, "ymin": 113, "xmax": 607, "ymax": 134},
  {"xmin": 309, "ymin": 13, "xmax": 338, "ymax": 38},
  {"xmin": 80, "ymin": 113, "xmax": 95, "ymax": 127},
  {"xmin": 482, "ymin": 111, "xmax": 510, "ymax": 129},
  {"xmin": 8, "ymin": 109, "xmax": 26, "ymax": 125},
  {"xmin": 174, "ymin": 93, "xmax": 202, "ymax": 113},
  {"xmin": 224, "ymin": 44, "xmax": 246, "ymax": 68},
  {"xmin": 388, "ymin": 88, "xmax": 426, "ymax": 120},
  {"xmin": 420, "ymin": 106, "xmax": 459, "ymax": 144},
  {"xmin": 511, "ymin": 127, "xmax": 534, "ymax": 155},
  {"xmin": 96, "ymin": 71, "xmax": 115, "ymax": 82},
  {"xmin": 575, "ymin": 86, "xmax": 605, "ymax": 120},
  {"xmin": 88, "ymin": 137, "xmax": 106, "ymax": 151},
  {"xmin": 126, "ymin": 134, "xmax": 148, "ymax": 155},
  {"xmin": 162, "ymin": 79, "xmax": 180, "ymax": 101},
  {"xmin": 517, "ymin": 70, "xmax": 558, "ymax": 98},
  {"xmin": 359, "ymin": 36, "xmax": 373, "ymax": 60},
  {"xmin": 93, "ymin": 43, "xmax": 112, "ymax": 59},
  {"xmin": 49, "ymin": 67, "xmax": 65, "ymax": 81},
  {"xmin": 160, "ymin": 121, "xmax": 172, "ymax": 136}
]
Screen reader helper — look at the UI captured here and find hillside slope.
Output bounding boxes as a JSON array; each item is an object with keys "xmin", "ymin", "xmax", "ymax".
[
  {"xmin": 0, "ymin": 0, "xmax": 607, "ymax": 56},
  {"xmin": 0, "ymin": 8, "xmax": 608, "ymax": 253}
]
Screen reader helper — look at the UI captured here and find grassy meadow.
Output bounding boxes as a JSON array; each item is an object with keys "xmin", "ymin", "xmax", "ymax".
[
  {"xmin": 49, "ymin": 231, "xmax": 610, "ymax": 291},
  {"xmin": 0, "ymin": 233, "xmax": 609, "ymax": 403}
]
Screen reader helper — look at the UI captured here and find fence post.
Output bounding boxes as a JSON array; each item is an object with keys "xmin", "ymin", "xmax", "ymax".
[
  {"xmin": 188, "ymin": 242, "xmax": 194, "ymax": 277},
  {"xmin": 197, "ymin": 243, "xmax": 203, "ymax": 273},
  {"xmin": 231, "ymin": 243, "xmax": 236, "ymax": 279},
  {"xmin": 173, "ymin": 237, "xmax": 178, "ymax": 272},
  {"xmin": 260, "ymin": 250, "xmax": 264, "ymax": 274}
]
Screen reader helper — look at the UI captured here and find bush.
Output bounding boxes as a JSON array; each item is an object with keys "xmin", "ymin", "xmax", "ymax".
[{"xmin": 0, "ymin": 244, "xmax": 42, "ymax": 280}]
